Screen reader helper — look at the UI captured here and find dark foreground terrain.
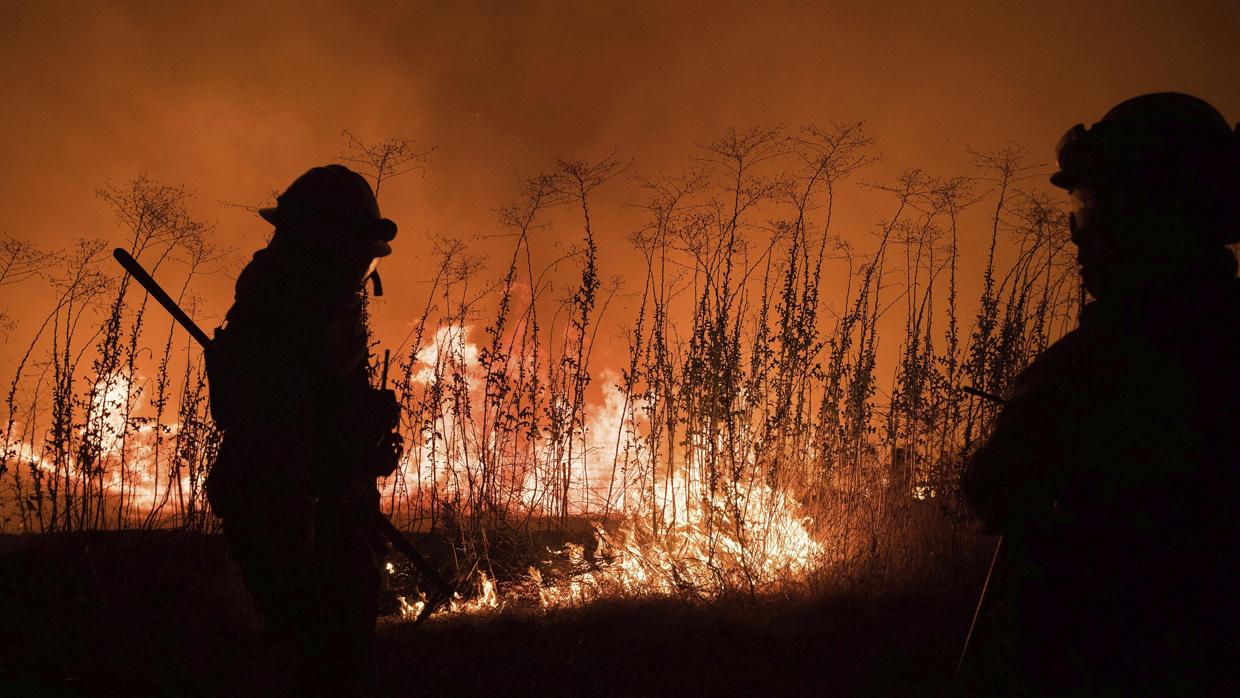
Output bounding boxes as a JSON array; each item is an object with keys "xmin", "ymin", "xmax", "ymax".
[{"xmin": 0, "ymin": 531, "xmax": 984, "ymax": 697}]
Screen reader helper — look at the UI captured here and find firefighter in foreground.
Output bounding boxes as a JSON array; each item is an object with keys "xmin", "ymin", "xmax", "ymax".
[
  {"xmin": 962, "ymin": 93, "xmax": 1239, "ymax": 693},
  {"xmin": 205, "ymin": 165, "xmax": 401, "ymax": 695}
]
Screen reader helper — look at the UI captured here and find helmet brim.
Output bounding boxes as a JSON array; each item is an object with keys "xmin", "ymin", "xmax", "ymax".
[
  {"xmin": 258, "ymin": 206, "xmax": 281, "ymax": 226},
  {"xmin": 369, "ymin": 239, "xmax": 393, "ymax": 258},
  {"xmin": 1049, "ymin": 170, "xmax": 1075, "ymax": 190}
]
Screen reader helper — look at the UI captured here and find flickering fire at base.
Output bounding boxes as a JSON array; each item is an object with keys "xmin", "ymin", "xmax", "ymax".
[
  {"xmin": 531, "ymin": 479, "xmax": 824, "ymax": 608},
  {"xmin": 394, "ymin": 475, "xmax": 824, "ymax": 619}
]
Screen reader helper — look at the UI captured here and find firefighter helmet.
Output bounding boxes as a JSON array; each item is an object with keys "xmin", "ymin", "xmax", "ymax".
[
  {"xmin": 1052, "ymin": 92, "xmax": 1239, "ymax": 245},
  {"xmin": 259, "ymin": 164, "xmax": 397, "ymax": 257}
]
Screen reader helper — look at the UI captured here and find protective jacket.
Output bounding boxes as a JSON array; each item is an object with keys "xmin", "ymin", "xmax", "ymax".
[
  {"xmin": 205, "ymin": 242, "xmax": 379, "ymax": 512},
  {"xmin": 203, "ymin": 241, "xmax": 387, "ymax": 695},
  {"xmin": 963, "ymin": 267, "xmax": 1240, "ymax": 693}
]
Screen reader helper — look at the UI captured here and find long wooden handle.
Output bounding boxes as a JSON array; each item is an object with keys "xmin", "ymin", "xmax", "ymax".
[
  {"xmin": 112, "ymin": 248, "xmax": 213, "ymax": 349},
  {"xmin": 375, "ymin": 513, "xmax": 457, "ymax": 624},
  {"xmin": 962, "ymin": 385, "xmax": 1006, "ymax": 405}
]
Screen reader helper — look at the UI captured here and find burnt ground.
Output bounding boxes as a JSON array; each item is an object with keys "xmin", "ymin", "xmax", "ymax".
[{"xmin": 0, "ymin": 530, "xmax": 987, "ymax": 697}]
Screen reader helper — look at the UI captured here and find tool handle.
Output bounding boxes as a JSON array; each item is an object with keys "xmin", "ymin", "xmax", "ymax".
[
  {"xmin": 962, "ymin": 385, "xmax": 1006, "ymax": 405},
  {"xmin": 112, "ymin": 248, "xmax": 214, "ymax": 350}
]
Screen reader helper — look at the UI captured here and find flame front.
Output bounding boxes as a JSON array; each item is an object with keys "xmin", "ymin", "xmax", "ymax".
[
  {"xmin": 379, "ymin": 327, "xmax": 831, "ymax": 620},
  {"xmin": 536, "ymin": 476, "xmax": 822, "ymax": 607}
]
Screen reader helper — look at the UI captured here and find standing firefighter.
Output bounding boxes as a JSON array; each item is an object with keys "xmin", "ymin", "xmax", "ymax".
[
  {"xmin": 962, "ymin": 93, "xmax": 1240, "ymax": 694},
  {"xmin": 205, "ymin": 165, "xmax": 401, "ymax": 696}
]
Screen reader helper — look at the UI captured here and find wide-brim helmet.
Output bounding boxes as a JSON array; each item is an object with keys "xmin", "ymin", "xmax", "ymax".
[
  {"xmin": 259, "ymin": 164, "xmax": 397, "ymax": 257},
  {"xmin": 1051, "ymin": 92, "xmax": 1237, "ymax": 192},
  {"xmin": 1051, "ymin": 92, "xmax": 1239, "ymax": 246}
]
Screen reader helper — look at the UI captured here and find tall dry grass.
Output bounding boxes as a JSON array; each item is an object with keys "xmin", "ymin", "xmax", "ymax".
[{"xmin": 0, "ymin": 127, "xmax": 1078, "ymax": 602}]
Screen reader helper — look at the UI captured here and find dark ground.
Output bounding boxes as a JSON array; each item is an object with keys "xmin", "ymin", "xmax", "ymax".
[{"xmin": 0, "ymin": 530, "xmax": 985, "ymax": 697}]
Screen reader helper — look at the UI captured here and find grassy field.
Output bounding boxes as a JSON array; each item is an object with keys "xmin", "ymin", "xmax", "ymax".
[{"xmin": 0, "ymin": 529, "xmax": 986, "ymax": 697}]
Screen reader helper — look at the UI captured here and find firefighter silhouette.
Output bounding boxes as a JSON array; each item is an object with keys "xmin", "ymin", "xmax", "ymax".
[
  {"xmin": 963, "ymin": 94, "xmax": 1240, "ymax": 694},
  {"xmin": 205, "ymin": 165, "xmax": 400, "ymax": 696}
]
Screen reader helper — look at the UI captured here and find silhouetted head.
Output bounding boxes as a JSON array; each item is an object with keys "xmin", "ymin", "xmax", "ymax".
[
  {"xmin": 1051, "ymin": 93, "xmax": 1239, "ymax": 300},
  {"xmin": 259, "ymin": 164, "xmax": 397, "ymax": 293}
]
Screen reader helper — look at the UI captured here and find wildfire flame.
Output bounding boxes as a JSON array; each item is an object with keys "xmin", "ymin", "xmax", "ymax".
[
  {"xmin": 379, "ymin": 327, "xmax": 829, "ymax": 620},
  {"xmin": 534, "ymin": 475, "xmax": 822, "ymax": 608},
  {"xmin": 396, "ymin": 593, "xmax": 426, "ymax": 620},
  {"xmin": 2, "ymin": 371, "xmax": 203, "ymax": 529}
]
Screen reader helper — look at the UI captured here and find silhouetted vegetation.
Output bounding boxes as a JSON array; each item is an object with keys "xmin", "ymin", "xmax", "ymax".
[{"xmin": 0, "ymin": 126, "xmax": 1078, "ymax": 609}]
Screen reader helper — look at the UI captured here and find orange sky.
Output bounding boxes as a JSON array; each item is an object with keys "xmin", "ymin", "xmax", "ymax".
[{"xmin": 2, "ymin": 0, "xmax": 1238, "ymax": 382}]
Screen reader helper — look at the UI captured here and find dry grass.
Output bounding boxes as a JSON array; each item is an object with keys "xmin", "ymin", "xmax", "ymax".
[{"xmin": 1, "ymin": 126, "xmax": 1078, "ymax": 609}]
